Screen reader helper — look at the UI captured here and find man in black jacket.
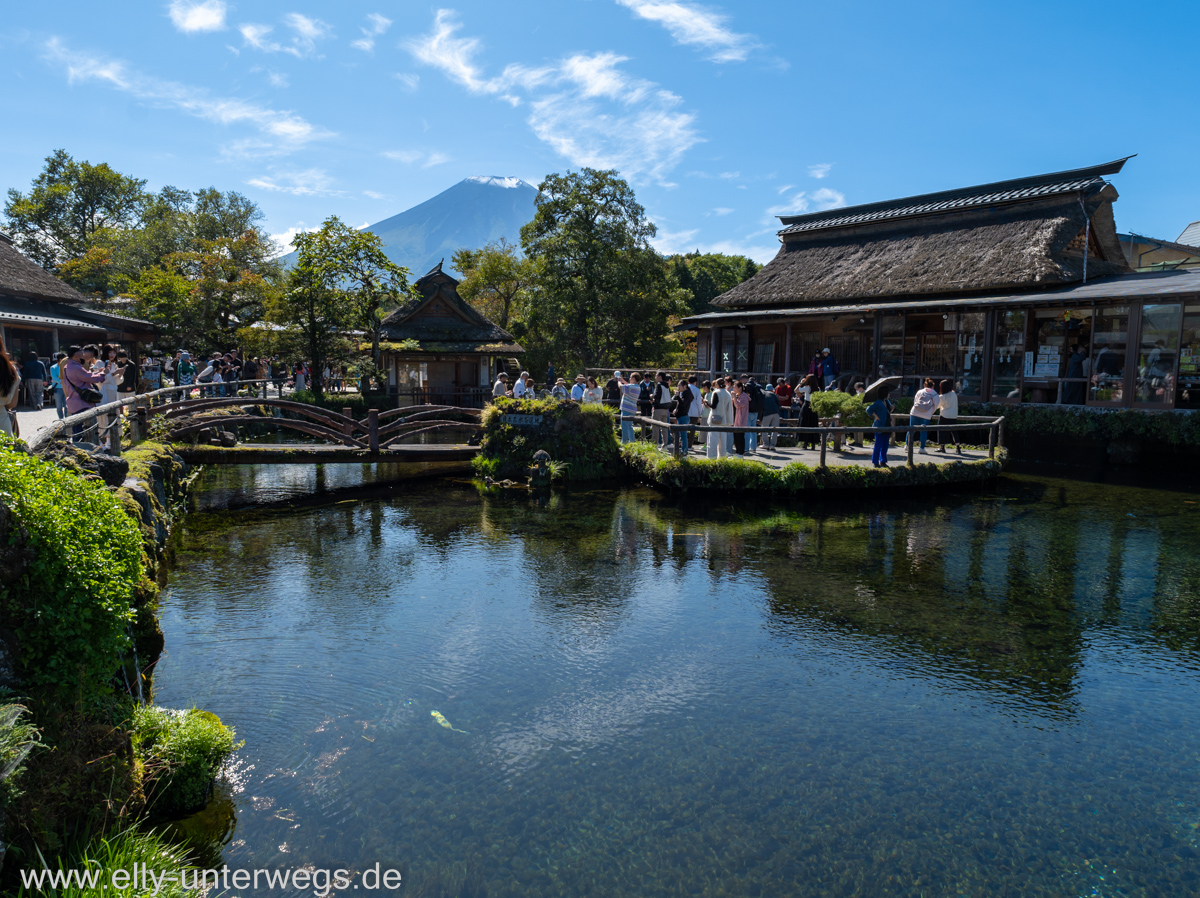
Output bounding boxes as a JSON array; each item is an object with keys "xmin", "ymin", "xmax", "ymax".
[{"xmin": 651, "ymin": 371, "xmax": 672, "ymax": 448}]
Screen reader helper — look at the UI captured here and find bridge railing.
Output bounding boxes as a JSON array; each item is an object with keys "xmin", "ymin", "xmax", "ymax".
[{"xmin": 27, "ymin": 379, "xmax": 281, "ymax": 455}]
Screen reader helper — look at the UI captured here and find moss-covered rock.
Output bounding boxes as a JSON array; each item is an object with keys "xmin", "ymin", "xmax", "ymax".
[{"xmin": 473, "ymin": 397, "xmax": 622, "ymax": 482}]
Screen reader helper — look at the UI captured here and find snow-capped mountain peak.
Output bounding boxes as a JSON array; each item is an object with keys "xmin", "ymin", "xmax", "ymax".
[{"xmin": 466, "ymin": 176, "xmax": 532, "ymax": 190}]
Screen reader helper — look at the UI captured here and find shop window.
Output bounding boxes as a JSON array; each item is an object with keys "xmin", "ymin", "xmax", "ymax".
[
  {"xmin": 1177, "ymin": 305, "xmax": 1200, "ymax": 408},
  {"xmin": 1031, "ymin": 309, "xmax": 1092, "ymax": 405},
  {"xmin": 879, "ymin": 316, "xmax": 903, "ymax": 378},
  {"xmin": 735, "ymin": 329, "xmax": 750, "ymax": 371},
  {"xmin": 990, "ymin": 310, "xmax": 1025, "ymax": 400},
  {"xmin": 753, "ymin": 341, "xmax": 775, "ymax": 373},
  {"xmin": 956, "ymin": 313, "xmax": 986, "ymax": 397},
  {"xmin": 1089, "ymin": 306, "xmax": 1129, "ymax": 404},
  {"xmin": 1136, "ymin": 303, "xmax": 1181, "ymax": 406},
  {"xmin": 697, "ymin": 331, "xmax": 710, "ymax": 370}
]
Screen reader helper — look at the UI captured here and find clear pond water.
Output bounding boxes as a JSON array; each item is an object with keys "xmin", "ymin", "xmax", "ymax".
[{"xmin": 153, "ymin": 468, "xmax": 1200, "ymax": 896}]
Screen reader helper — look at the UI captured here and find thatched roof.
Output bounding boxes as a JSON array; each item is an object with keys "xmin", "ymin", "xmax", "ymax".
[
  {"xmin": 379, "ymin": 261, "xmax": 522, "ymax": 352},
  {"xmin": 715, "ymin": 160, "xmax": 1135, "ymax": 308},
  {"xmin": 0, "ymin": 233, "xmax": 88, "ymax": 304}
]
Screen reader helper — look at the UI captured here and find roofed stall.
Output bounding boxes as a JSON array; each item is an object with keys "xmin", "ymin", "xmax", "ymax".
[
  {"xmin": 684, "ymin": 158, "xmax": 1200, "ymax": 410},
  {"xmin": 377, "ymin": 262, "xmax": 522, "ymax": 407}
]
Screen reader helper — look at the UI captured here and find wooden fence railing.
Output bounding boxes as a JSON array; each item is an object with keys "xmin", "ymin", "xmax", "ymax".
[{"xmin": 627, "ymin": 413, "xmax": 1005, "ymax": 468}]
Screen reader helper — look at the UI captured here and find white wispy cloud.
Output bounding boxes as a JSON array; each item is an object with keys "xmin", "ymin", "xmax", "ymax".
[
  {"xmin": 808, "ymin": 163, "xmax": 832, "ymax": 179},
  {"xmin": 240, "ymin": 13, "xmax": 331, "ymax": 58},
  {"xmin": 393, "ymin": 72, "xmax": 420, "ymax": 92},
  {"xmin": 615, "ymin": 0, "xmax": 756, "ymax": 62},
  {"xmin": 382, "ymin": 149, "xmax": 450, "ymax": 168},
  {"xmin": 712, "ymin": 207, "xmax": 734, "ymax": 215},
  {"xmin": 650, "ymin": 228, "xmax": 700, "ymax": 255},
  {"xmin": 363, "ymin": 190, "xmax": 387, "ymax": 200},
  {"xmin": 406, "ymin": 11, "xmax": 700, "ymax": 182},
  {"xmin": 352, "ymin": 13, "xmax": 392, "ymax": 52},
  {"xmin": 168, "ymin": 0, "xmax": 227, "ymax": 33},
  {"xmin": 267, "ymin": 70, "xmax": 289, "ymax": 88},
  {"xmin": 766, "ymin": 187, "xmax": 846, "ymax": 220},
  {"xmin": 43, "ymin": 38, "xmax": 333, "ymax": 155},
  {"xmin": 777, "ymin": 183, "xmax": 794, "ymax": 194},
  {"xmin": 269, "ymin": 223, "xmax": 314, "ymax": 257},
  {"xmin": 247, "ymin": 168, "xmax": 340, "ymax": 196}
]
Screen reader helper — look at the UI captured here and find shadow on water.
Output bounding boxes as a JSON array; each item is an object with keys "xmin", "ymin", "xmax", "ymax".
[{"xmin": 155, "ymin": 466, "xmax": 1200, "ymax": 896}]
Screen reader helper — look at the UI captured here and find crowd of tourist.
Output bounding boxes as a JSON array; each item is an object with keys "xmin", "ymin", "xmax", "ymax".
[{"xmin": 490, "ymin": 350, "xmax": 968, "ymax": 467}]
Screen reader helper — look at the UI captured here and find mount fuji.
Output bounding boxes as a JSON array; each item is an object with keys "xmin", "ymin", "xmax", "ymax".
[{"xmin": 285, "ymin": 176, "xmax": 539, "ymax": 278}]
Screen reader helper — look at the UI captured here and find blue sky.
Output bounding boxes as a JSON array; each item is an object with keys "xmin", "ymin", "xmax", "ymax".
[{"xmin": 2, "ymin": 1, "xmax": 1196, "ymax": 263}]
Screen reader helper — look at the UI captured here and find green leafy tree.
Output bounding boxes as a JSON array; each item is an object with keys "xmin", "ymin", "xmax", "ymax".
[
  {"xmin": 3, "ymin": 149, "xmax": 147, "ymax": 271},
  {"xmin": 670, "ymin": 251, "xmax": 760, "ymax": 316},
  {"xmin": 520, "ymin": 168, "xmax": 687, "ymax": 370},
  {"xmin": 293, "ymin": 217, "xmax": 409, "ymax": 364},
  {"xmin": 452, "ymin": 238, "xmax": 537, "ymax": 330},
  {"xmin": 268, "ymin": 218, "xmax": 361, "ymax": 400}
]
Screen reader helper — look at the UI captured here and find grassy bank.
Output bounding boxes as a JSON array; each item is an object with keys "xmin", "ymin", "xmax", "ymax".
[
  {"xmin": 621, "ymin": 441, "xmax": 1006, "ymax": 493},
  {"xmin": 0, "ymin": 438, "xmax": 239, "ymax": 887}
]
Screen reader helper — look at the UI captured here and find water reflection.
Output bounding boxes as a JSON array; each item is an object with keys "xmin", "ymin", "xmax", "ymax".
[{"xmin": 154, "ymin": 470, "xmax": 1200, "ymax": 896}]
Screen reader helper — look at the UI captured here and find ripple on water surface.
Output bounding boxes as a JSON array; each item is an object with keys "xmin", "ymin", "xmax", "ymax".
[{"xmin": 153, "ymin": 470, "xmax": 1200, "ymax": 896}]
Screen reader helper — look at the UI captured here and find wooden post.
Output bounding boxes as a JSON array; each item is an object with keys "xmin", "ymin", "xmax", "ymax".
[
  {"xmin": 342, "ymin": 407, "xmax": 354, "ymax": 445},
  {"xmin": 819, "ymin": 428, "xmax": 827, "ymax": 467},
  {"xmin": 998, "ymin": 417, "xmax": 1006, "ymax": 448},
  {"xmin": 128, "ymin": 401, "xmax": 142, "ymax": 445},
  {"xmin": 672, "ymin": 424, "xmax": 680, "ymax": 458},
  {"xmin": 368, "ymin": 409, "xmax": 379, "ymax": 453},
  {"xmin": 988, "ymin": 421, "xmax": 996, "ymax": 459},
  {"xmin": 907, "ymin": 426, "xmax": 915, "ymax": 466}
]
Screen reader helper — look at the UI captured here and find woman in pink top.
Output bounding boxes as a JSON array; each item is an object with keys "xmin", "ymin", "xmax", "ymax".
[{"xmin": 731, "ymin": 381, "xmax": 750, "ymax": 455}]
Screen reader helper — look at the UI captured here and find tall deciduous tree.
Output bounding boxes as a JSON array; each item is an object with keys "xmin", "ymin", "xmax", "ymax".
[
  {"xmin": 451, "ymin": 238, "xmax": 536, "ymax": 331},
  {"xmin": 670, "ymin": 252, "xmax": 761, "ymax": 316},
  {"xmin": 519, "ymin": 169, "xmax": 686, "ymax": 370},
  {"xmin": 3, "ymin": 149, "xmax": 147, "ymax": 271},
  {"xmin": 291, "ymin": 217, "xmax": 409, "ymax": 364},
  {"xmin": 268, "ymin": 217, "xmax": 368, "ymax": 400}
]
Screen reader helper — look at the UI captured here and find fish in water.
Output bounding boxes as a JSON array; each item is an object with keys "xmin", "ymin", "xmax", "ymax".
[{"xmin": 431, "ymin": 710, "xmax": 469, "ymax": 734}]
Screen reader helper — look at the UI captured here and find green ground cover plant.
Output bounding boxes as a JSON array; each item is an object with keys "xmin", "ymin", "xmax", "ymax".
[
  {"xmin": 132, "ymin": 707, "xmax": 241, "ymax": 817},
  {"xmin": 621, "ymin": 441, "xmax": 1005, "ymax": 493},
  {"xmin": 0, "ymin": 441, "xmax": 141, "ymax": 696}
]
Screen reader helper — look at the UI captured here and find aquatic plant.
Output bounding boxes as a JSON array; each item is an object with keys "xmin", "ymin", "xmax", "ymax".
[{"xmin": 132, "ymin": 707, "xmax": 242, "ymax": 817}]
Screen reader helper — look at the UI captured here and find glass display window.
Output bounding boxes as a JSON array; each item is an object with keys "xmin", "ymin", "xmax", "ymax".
[
  {"xmin": 956, "ymin": 312, "xmax": 986, "ymax": 397},
  {"xmin": 1176, "ymin": 303, "xmax": 1200, "ymax": 409},
  {"xmin": 990, "ymin": 310, "xmax": 1026, "ymax": 400},
  {"xmin": 1135, "ymin": 303, "xmax": 1181, "ymax": 407},
  {"xmin": 1088, "ymin": 306, "xmax": 1129, "ymax": 405}
]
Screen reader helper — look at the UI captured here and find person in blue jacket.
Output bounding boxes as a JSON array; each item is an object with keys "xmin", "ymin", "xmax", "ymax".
[{"xmin": 820, "ymin": 348, "xmax": 840, "ymax": 390}]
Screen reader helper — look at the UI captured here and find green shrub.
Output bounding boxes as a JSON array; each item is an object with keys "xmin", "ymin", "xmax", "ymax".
[
  {"xmin": 132, "ymin": 707, "xmax": 242, "ymax": 817},
  {"xmin": 17, "ymin": 825, "xmax": 201, "ymax": 898},
  {"xmin": 961, "ymin": 401, "xmax": 1200, "ymax": 450},
  {"xmin": 808, "ymin": 390, "xmax": 870, "ymax": 427},
  {"xmin": 473, "ymin": 397, "xmax": 622, "ymax": 481},
  {"xmin": 0, "ymin": 441, "xmax": 142, "ymax": 697}
]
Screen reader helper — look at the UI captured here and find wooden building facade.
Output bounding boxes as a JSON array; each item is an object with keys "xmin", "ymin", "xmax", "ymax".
[
  {"xmin": 377, "ymin": 262, "xmax": 522, "ymax": 406},
  {"xmin": 0, "ymin": 233, "xmax": 156, "ymax": 358},
  {"xmin": 684, "ymin": 158, "xmax": 1200, "ymax": 410}
]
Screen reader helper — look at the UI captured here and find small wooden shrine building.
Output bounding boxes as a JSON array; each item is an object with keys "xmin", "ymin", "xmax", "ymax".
[{"xmin": 377, "ymin": 261, "xmax": 522, "ymax": 405}]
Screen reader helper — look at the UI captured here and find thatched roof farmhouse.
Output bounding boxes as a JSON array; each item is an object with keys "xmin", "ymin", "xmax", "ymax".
[{"xmin": 684, "ymin": 158, "xmax": 1200, "ymax": 410}]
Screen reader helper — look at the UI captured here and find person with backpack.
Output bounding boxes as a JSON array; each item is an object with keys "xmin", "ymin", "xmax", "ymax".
[
  {"xmin": 744, "ymin": 376, "xmax": 764, "ymax": 453},
  {"xmin": 651, "ymin": 371, "xmax": 673, "ymax": 448},
  {"xmin": 909, "ymin": 377, "xmax": 939, "ymax": 454}
]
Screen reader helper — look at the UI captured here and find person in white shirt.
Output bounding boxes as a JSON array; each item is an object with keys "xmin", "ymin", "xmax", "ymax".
[
  {"xmin": 513, "ymin": 371, "xmax": 531, "ymax": 399},
  {"xmin": 705, "ymin": 377, "xmax": 733, "ymax": 458},
  {"xmin": 935, "ymin": 379, "xmax": 961, "ymax": 454},
  {"xmin": 909, "ymin": 377, "xmax": 939, "ymax": 454}
]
